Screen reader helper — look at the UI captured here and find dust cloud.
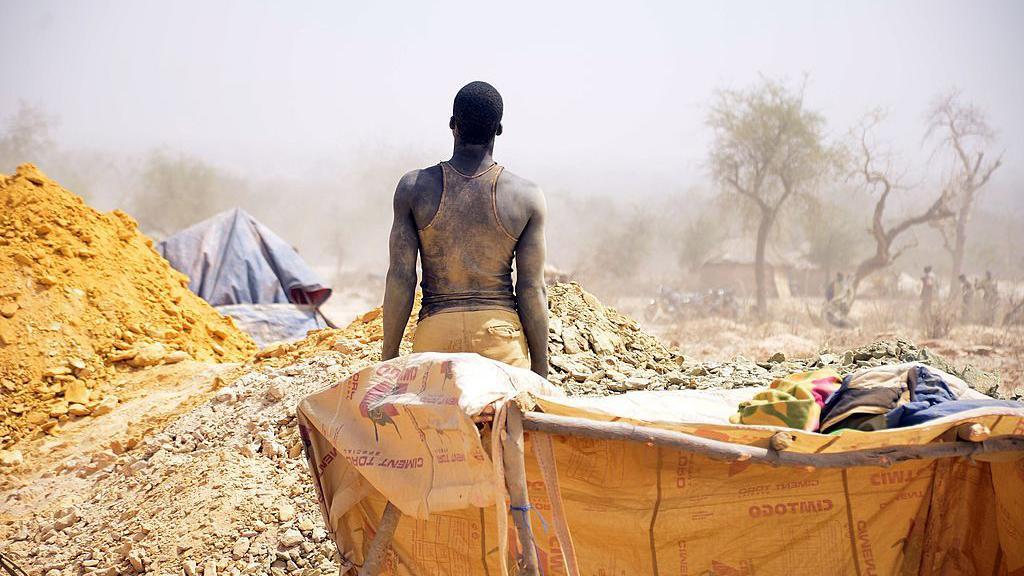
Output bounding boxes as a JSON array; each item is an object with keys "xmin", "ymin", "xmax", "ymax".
[{"xmin": 1, "ymin": 1, "xmax": 1022, "ymax": 306}]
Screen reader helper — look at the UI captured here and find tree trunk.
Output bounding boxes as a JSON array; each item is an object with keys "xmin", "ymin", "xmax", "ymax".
[
  {"xmin": 851, "ymin": 256, "xmax": 886, "ymax": 307},
  {"xmin": 950, "ymin": 212, "xmax": 967, "ymax": 300},
  {"xmin": 754, "ymin": 213, "xmax": 773, "ymax": 318}
]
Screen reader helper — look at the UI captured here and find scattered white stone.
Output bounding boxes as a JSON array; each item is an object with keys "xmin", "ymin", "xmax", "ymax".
[
  {"xmin": 0, "ymin": 449, "xmax": 24, "ymax": 467},
  {"xmin": 231, "ymin": 536, "xmax": 251, "ymax": 559},
  {"xmin": 164, "ymin": 350, "xmax": 192, "ymax": 364},
  {"xmin": 128, "ymin": 550, "xmax": 145, "ymax": 571},
  {"xmin": 53, "ymin": 509, "xmax": 79, "ymax": 531},
  {"xmin": 215, "ymin": 388, "xmax": 238, "ymax": 404},
  {"xmin": 279, "ymin": 529, "xmax": 303, "ymax": 548},
  {"xmin": 92, "ymin": 395, "xmax": 119, "ymax": 416},
  {"xmin": 266, "ymin": 378, "xmax": 287, "ymax": 401},
  {"xmin": 277, "ymin": 502, "xmax": 295, "ymax": 522}
]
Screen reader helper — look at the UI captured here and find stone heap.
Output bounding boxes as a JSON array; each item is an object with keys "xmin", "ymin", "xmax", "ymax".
[
  {"xmin": 0, "ymin": 165, "xmax": 255, "ymax": 449},
  {"xmin": 249, "ymin": 283, "xmax": 1001, "ymax": 398},
  {"xmin": 0, "ymin": 283, "xmax": 1003, "ymax": 574},
  {"xmin": 0, "ymin": 304, "xmax": 399, "ymax": 574}
]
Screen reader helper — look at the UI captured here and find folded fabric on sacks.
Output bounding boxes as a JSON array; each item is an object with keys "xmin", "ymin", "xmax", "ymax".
[
  {"xmin": 885, "ymin": 365, "xmax": 1022, "ymax": 427},
  {"xmin": 821, "ymin": 363, "xmax": 1011, "ymax": 433},
  {"xmin": 730, "ymin": 368, "xmax": 841, "ymax": 431},
  {"xmin": 820, "ymin": 364, "xmax": 912, "ymax": 433},
  {"xmin": 887, "ymin": 398, "xmax": 1024, "ymax": 427}
]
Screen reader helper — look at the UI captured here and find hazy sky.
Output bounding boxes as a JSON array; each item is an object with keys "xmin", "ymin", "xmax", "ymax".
[{"xmin": 1, "ymin": 0, "xmax": 1022, "ymax": 199}]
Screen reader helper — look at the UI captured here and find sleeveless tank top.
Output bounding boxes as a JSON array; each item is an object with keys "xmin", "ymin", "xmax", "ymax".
[{"xmin": 417, "ymin": 162, "xmax": 518, "ymax": 319}]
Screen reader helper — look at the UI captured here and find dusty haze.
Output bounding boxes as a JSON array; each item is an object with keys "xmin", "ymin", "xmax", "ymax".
[{"xmin": 1, "ymin": 0, "xmax": 1022, "ymax": 293}]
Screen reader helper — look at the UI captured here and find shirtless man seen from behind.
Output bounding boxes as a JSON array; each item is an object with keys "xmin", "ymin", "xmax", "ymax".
[{"xmin": 381, "ymin": 81, "xmax": 548, "ymax": 378}]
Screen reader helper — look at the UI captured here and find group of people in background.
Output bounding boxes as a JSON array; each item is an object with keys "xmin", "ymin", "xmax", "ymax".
[
  {"xmin": 920, "ymin": 266, "xmax": 1001, "ymax": 326},
  {"xmin": 823, "ymin": 267, "xmax": 1003, "ymax": 330},
  {"xmin": 957, "ymin": 270, "xmax": 1000, "ymax": 324}
]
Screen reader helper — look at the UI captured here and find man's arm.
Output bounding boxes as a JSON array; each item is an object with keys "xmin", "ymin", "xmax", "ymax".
[
  {"xmin": 382, "ymin": 174, "xmax": 419, "ymax": 361},
  {"xmin": 515, "ymin": 191, "xmax": 549, "ymax": 377}
]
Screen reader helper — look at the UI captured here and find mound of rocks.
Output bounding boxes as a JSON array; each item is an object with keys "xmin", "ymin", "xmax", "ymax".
[
  {"xmin": 1, "ymin": 283, "xmax": 1003, "ymax": 574},
  {"xmin": 0, "ymin": 165, "xmax": 256, "ymax": 449}
]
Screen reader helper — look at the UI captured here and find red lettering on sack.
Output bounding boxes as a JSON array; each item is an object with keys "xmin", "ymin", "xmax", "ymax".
[
  {"xmin": 857, "ymin": 520, "xmax": 878, "ymax": 576},
  {"xmin": 676, "ymin": 454, "xmax": 691, "ymax": 489},
  {"xmin": 748, "ymin": 499, "xmax": 833, "ymax": 518},
  {"xmin": 317, "ymin": 447, "xmax": 338, "ymax": 474},
  {"xmin": 870, "ymin": 469, "xmax": 925, "ymax": 485}
]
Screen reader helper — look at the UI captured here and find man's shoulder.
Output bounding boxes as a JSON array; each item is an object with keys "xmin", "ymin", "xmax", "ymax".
[
  {"xmin": 395, "ymin": 164, "xmax": 443, "ymax": 202},
  {"xmin": 399, "ymin": 164, "xmax": 443, "ymax": 189},
  {"xmin": 498, "ymin": 167, "xmax": 545, "ymax": 207}
]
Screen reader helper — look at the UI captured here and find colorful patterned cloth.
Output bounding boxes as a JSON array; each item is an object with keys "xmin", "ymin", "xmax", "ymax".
[
  {"xmin": 730, "ymin": 368, "xmax": 841, "ymax": 431},
  {"xmin": 820, "ymin": 364, "xmax": 913, "ymax": 433}
]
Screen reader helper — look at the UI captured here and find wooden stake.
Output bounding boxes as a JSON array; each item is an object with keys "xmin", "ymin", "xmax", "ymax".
[
  {"xmin": 360, "ymin": 501, "xmax": 401, "ymax": 576},
  {"xmin": 956, "ymin": 422, "xmax": 991, "ymax": 442},
  {"xmin": 520, "ymin": 412, "xmax": 1024, "ymax": 469},
  {"xmin": 503, "ymin": 404, "xmax": 540, "ymax": 576},
  {"xmin": 770, "ymin": 431, "xmax": 795, "ymax": 452}
]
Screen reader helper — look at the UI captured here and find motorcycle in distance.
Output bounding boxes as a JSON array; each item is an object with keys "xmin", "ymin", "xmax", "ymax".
[{"xmin": 645, "ymin": 286, "xmax": 740, "ymax": 323}]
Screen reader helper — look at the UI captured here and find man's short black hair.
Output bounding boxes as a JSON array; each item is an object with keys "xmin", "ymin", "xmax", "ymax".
[{"xmin": 453, "ymin": 81, "xmax": 503, "ymax": 144}]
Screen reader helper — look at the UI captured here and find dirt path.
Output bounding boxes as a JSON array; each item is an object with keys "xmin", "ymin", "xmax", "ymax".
[{"xmin": 1, "ymin": 362, "xmax": 234, "ymax": 520}]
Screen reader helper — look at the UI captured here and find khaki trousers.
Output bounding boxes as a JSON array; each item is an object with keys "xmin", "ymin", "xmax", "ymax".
[{"xmin": 412, "ymin": 308, "xmax": 530, "ymax": 369}]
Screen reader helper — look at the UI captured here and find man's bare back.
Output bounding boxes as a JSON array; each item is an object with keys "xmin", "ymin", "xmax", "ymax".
[
  {"xmin": 381, "ymin": 82, "xmax": 549, "ymax": 377},
  {"xmin": 399, "ymin": 163, "xmax": 543, "ymax": 240}
]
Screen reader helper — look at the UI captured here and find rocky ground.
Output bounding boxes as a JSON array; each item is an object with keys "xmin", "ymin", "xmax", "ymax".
[{"xmin": 1, "ymin": 283, "xmax": 1018, "ymax": 575}]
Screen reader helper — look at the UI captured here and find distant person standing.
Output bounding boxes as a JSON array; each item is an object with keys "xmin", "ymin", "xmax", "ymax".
[
  {"xmin": 959, "ymin": 273, "xmax": 975, "ymax": 323},
  {"xmin": 825, "ymin": 272, "xmax": 843, "ymax": 303},
  {"xmin": 920, "ymin": 266, "xmax": 936, "ymax": 323},
  {"xmin": 978, "ymin": 270, "xmax": 1000, "ymax": 325}
]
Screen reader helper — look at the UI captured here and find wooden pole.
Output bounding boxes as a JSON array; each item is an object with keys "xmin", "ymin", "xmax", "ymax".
[
  {"xmin": 956, "ymin": 422, "xmax": 991, "ymax": 442},
  {"xmin": 521, "ymin": 412, "xmax": 1024, "ymax": 469},
  {"xmin": 504, "ymin": 404, "xmax": 540, "ymax": 576},
  {"xmin": 360, "ymin": 501, "xmax": 401, "ymax": 576},
  {"xmin": 769, "ymin": 431, "xmax": 795, "ymax": 452}
]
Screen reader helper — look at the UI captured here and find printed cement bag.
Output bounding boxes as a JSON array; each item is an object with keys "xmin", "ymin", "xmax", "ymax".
[
  {"xmin": 300, "ymin": 358, "xmax": 1024, "ymax": 575},
  {"xmin": 296, "ymin": 352, "xmax": 562, "ymax": 573}
]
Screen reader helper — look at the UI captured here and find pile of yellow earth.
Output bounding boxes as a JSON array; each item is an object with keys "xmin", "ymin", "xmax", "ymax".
[{"xmin": 0, "ymin": 164, "xmax": 256, "ymax": 449}]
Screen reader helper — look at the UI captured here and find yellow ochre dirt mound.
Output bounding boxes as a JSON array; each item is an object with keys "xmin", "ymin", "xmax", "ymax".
[{"xmin": 0, "ymin": 164, "xmax": 256, "ymax": 448}]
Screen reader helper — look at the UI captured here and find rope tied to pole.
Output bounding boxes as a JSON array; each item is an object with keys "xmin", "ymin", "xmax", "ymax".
[
  {"xmin": 510, "ymin": 504, "xmax": 549, "ymax": 575},
  {"xmin": 510, "ymin": 503, "xmax": 550, "ymax": 533}
]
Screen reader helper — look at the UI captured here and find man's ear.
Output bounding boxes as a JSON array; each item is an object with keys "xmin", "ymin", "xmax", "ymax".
[
  {"xmin": 449, "ymin": 116, "xmax": 457, "ymax": 131},
  {"xmin": 496, "ymin": 123, "xmax": 503, "ymax": 136}
]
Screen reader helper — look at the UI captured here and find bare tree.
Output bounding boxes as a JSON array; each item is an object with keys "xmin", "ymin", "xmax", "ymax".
[
  {"xmin": 707, "ymin": 77, "xmax": 830, "ymax": 317},
  {"xmin": 925, "ymin": 90, "xmax": 1002, "ymax": 296},
  {"xmin": 849, "ymin": 110, "xmax": 953, "ymax": 296}
]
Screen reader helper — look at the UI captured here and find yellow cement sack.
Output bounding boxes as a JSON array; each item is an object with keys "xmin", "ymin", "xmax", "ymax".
[
  {"xmin": 300, "ymin": 360, "xmax": 1024, "ymax": 575},
  {"xmin": 296, "ymin": 352, "xmax": 562, "ymax": 572}
]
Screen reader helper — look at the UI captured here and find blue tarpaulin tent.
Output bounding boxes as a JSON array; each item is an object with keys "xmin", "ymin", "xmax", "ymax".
[{"xmin": 157, "ymin": 208, "xmax": 334, "ymax": 345}]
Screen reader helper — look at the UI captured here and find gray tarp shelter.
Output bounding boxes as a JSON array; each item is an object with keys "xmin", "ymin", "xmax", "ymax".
[{"xmin": 157, "ymin": 208, "xmax": 334, "ymax": 346}]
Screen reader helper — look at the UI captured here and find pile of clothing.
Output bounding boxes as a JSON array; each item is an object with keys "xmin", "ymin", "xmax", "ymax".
[{"xmin": 732, "ymin": 363, "xmax": 1020, "ymax": 433}]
